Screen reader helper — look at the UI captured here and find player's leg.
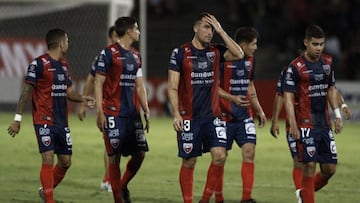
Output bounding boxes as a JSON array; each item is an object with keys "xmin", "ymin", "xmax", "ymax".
[
  {"xmin": 315, "ymin": 129, "xmax": 337, "ymax": 191},
  {"xmin": 287, "ymin": 131, "xmax": 302, "ymax": 190},
  {"xmin": 301, "ymin": 161, "xmax": 316, "ymax": 203},
  {"xmin": 241, "ymin": 142, "xmax": 256, "ymax": 202},
  {"xmin": 40, "ymin": 150, "xmax": 55, "ymax": 203},
  {"xmin": 180, "ymin": 157, "xmax": 197, "ymax": 203},
  {"xmin": 108, "ymin": 153, "xmax": 122, "ymax": 202},
  {"xmin": 53, "ymin": 154, "xmax": 71, "ymax": 188},
  {"xmin": 101, "ymin": 149, "xmax": 111, "ymax": 191}
]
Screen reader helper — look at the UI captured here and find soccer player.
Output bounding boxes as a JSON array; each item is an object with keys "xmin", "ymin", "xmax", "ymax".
[
  {"xmin": 94, "ymin": 16, "xmax": 150, "ymax": 203},
  {"xmin": 7, "ymin": 28, "xmax": 94, "ymax": 203},
  {"xmin": 217, "ymin": 27, "xmax": 266, "ymax": 203},
  {"xmin": 77, "ymin": 26, "xmax": 118, "ymax": 193},
  {"xmin": 270, "ymin": 67, "xmax": 351, "ymax": 192},
  {"xmin": 283, "ymin": 25, "xmax": 343, "ymax": 203},
  {"xmin": 167, "ymin": 12, "xmax": 244, "ymax": 203}
]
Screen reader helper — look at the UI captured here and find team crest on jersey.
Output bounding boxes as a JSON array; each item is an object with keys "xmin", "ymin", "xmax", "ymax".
[
  {"xmin": 62, "ymin": 66, "xmax": 67, "ymax": 72},
  {"xmin": 183, "ymin": 143, "xmax": 193, "ymax": 154},
  {"xmin": 206, "ymin": 52, "xmax": 215, "ymax": 62},
  {"xmin": 236, "ymin": 69, "xmax": 245, "ymax": 77},
  {"xmin": 110, "ymin": 138, "xmax": 120, "ymax": 149},
  {"xmin": 245, "ymin": 60, "xmax": 251, "ymax": 71},
  {"xmin": 57, "ymin": 74, "xmax": 65, "ymax": 81},
  {"xmin": 323, "ymin": 64, "xmax": 330, "ymax": 75},
  {"xmin": 41, "ymin": 136, "xmax": 51, "ymax": 147},
  {"xmin": 306, "ymin": 146, "xmax": 316, "ymax": 157}
]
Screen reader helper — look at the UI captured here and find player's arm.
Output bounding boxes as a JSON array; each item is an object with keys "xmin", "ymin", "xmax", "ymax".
[
  {"xmin": 283, "ymin": 91, "xmax": 299, "ymax": 139},
  {"xmin": 336, "ymin": 89, "xmax": 351, "ymax": 120},
  {"xmin": 248, "ymin": 81, "xmax": 266, "ymax": 128},
  {"xmin": 94, "ymin": 73, "xmax": 106, "ymax": 132},
  {"xmin": 218, "ymin": 87, "xmax": 250, "ymax": 107},
  {"xmin": 78, "ymin": 73, "xmax": 95, "ymax": 121},
  {"xmin": 328, "ymin": 86, "xmax": 343, "ymax": 134},
  {"xmin": 8, "ymin": 83, "xmax": 33, "ymax": 137},
  {"xmin": 136, "ymin": 69, "xmax": 150, "ymax": 133},
  {"xmin": 168, "ymin": 69, "xmax": 183, "ymax": 132},
  {"xmin": 203, "ymin": 14, "xmax": 244, "ymax": 61},
  {"xmin": 270, "ymin": 93, "xmax": 284, "ymax": 138}
]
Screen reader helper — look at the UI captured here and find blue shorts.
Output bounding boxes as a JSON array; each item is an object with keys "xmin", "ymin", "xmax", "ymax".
[
  {"xmin": 297, "ymin": 127, "xmax": 337, "ymax": 164},
  {"xmin": 34, "ymin": 124, "xmax": 72, "ymax": 155},
  {"xmin": 177, "ymin": 117, "xmax": 227, "ymax": 158},
  {"xmin": 226, "ymin": 118, "xmax": 256, "ymax": 150},
  {"xmin": 286, "ymin": 131, "xmax": 298, "ymax": 158},
  {"xmin": 103, "ymin": 115, "xmax": 149, "ymax": 156}
]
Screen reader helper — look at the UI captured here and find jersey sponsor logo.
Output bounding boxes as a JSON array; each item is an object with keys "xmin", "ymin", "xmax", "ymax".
[
  {"xmin": 330, "ymin": 141, "xmax": 337, "ymax": 154},
  {"xmin": 323, "ymin": 64, "xmax": 330, "ymax": 75},
  {"xmin": 306, "ymin": 146, "xmax": 316, "ymax": 157},
  {"xmin": 41, "ymin": 136, "xmax": 51, "ymax": 147},
  {"xmin": 108, "ymin": 129, "xmax": 119, "ymax": 137},
  {"xmin": 314, "ymin": 74, "xmax": 324, "ymax": 81},
  {"xmin": 245, "ymin": 122, "xmax": 256, "ymax": 135},
  {"xmin": 290, "ymin": 142, "xmax": 297, "ymax": 153},
  {"xmin": 136, "ymin": 130, "xmax": 146, "ymax": 142},
  {"xmin": 39, "ymin": 126, "xmax": 50, "ymax": 135},
  {"xmin": 66, "ymin": 132, "xmax": 72, "ymax": 146},
  {"xmin": 181, "ymin": 132, "xmax": 194, "ymax": 141},
  {"xmin": 110, "ymin": 138, "xmax": 120, "ymax": 149},
  {"xmin": 183, "ymin": 143, "xmax": 193, "ymax": 154},
  {"xmin": 296, "ymin": 61, "xmax": 305, "ymax": 68},
  {"xmin": 206, "ymin": 51, "xmax": 215, "ymax": 62},
  {"xmin": 215, "ymin": 126, "xmax": 226, "ymax": 139},
  {"xmin": 198, "ymin": 61, "xmax": 208, "ymax": 69},
  {"xmin": 236, "ymin": 69, "xmax": 245, "ymax": 77},
  {"xmin": 126, "ymin": 64, "xmax": 135, "ymax": 71}
]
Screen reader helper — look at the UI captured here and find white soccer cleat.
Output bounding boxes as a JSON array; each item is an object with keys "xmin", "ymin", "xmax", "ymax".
[
  {"xmin": 100, "ymin": 181, "xmax": 112, "ymax": 192},
  {"xmin": 295, "ymin": 189, "xmax": 303, "ymax": 203},
  {"xmin": 38, "ymin": 187, "xmax": 45, "ymax": 203}
]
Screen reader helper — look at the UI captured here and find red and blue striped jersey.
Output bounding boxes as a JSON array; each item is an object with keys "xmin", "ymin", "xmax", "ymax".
[
  {"xmin": 95, "ymin": 43, "xmax": 141, "ymax": 117},
  {"xmin": 283, "ymin": 54, "xmax": 335, "ymax": 128},
  {"xmin": 219, "ymin": 56, "xmax": 255, "ymax": 121},
  {"xmin": 169, "ymin": 42, "xmax": 227, "ymax": 120},
  {"xmin": 25, "ymin": 54, "xmax": 72, "ymax": 126}
]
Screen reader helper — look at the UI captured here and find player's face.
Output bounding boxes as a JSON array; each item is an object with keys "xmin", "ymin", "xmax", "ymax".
[
  {"xmin": 194, "ymin": 18, "xmax": 214, "ymax": 45},
  {"xmin": 128, "ymin": 22, "xmax": 140, "ymax": 42},
  {"xmin": 241, "ymin": 38, "xmax": 257, "ymax": 56},
  {"xmin": 304, "ymin": 37, "xmax": 325, "ymax": 60},
  {"xmin": 108, "ymin": 31, "xmax": 119, "ymax": 44}
]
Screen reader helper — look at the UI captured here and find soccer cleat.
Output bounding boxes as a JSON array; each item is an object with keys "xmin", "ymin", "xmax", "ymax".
[
  {"xmin": 38, "ymin": 187, "xmax": 45, "ymax": 203},
  {"xmin": 296, "ymin": 189, "xmax": 303, "ymax": 203},
  {"xmin": 240, "ymin": 199, "xmax": 257, "ymax": 203},
  {"xmin": 100, "ymin": 181, "xmax": 112, "ymax": 192},
  {"xmin": 122, "ymin": 188, "xmax": 132, "ymax": 203}
]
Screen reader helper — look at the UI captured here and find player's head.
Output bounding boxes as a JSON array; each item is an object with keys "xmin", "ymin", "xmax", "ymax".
[
  {"xmin": 304, "ymin": 25, "xmax": 325, "ymax": 60},
  {"xmin": 193, "ymin": 12, "xmax": 214, "ymax": 46},
  {"xmin": 234, "ymin": 27, "xmax": 259, "ymax": 56},
  {"xmin": 46, "ymin": 28, "xmax": 68, "ymax": 53},
  {"xmin": 108, "ymin": 26, "xmax": 118, "ymax": 44},
  {"xmin": 115, "ymin": 16, "xmax": 140, "ymax": 42}
]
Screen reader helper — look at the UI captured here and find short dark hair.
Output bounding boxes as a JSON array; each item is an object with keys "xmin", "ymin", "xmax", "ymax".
[
  {"xmin": 305, "ymin": 25, "xmax": 325, "ymax": 40},
  {"xmin": 108, "ymin": 26, "xmax": 115, "ymax": 38},
  {"xmin": 234, "ymin": 27, "xmax": 259, "ymax": 44},
  {"xmin": 194, "ymin": 12, "xmax": 211, "ymax": 25},
  {"xmin": 45, "ymin": 28, "xmax": 66, "ymax": 50},
  {"xmin": 115, "ymin": 16, "xmax": 138, "ymax": 37}
]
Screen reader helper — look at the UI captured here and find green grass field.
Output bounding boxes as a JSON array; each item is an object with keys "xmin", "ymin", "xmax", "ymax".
[{"xmin": 0, "ymin": 113, "xmax": 359, "ymax": 203}]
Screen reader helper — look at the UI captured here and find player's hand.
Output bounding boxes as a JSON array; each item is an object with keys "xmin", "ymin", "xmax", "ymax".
[
  {"xmin": 289, "ymin": 125, "xmax": 300, "ymax": 139},
  {"xmin": 77, "ymin": 103, "xmax": 87, "ymax": 121},
  {"xmin": 96, "ymin": 112, "xmax": 106, "ymax": 132},
  {"xmin": 270, "ymin": 122, "xmax": 279, "ymax": 138},
  {"xmin": 334, "ymin": 118, "xmax": 343, "ymax": 134},
  {"xmin": 8, "ymin": 121, "xmax": 21, "ymax": 138},
  {"xmin": 342, "ymin": 106, "xmax": 351, "ymax": 120},
  {"xmin": 144, "ymin": 112, "xmax": 150, "ymax": 133},
  {"xmin": 83, "ymin": 96, "xmax": 96, "ymax": 109},
  {"xmin": 232, "ymin": 95, "xmax": 250, "ymax": 107},
  {"xmin": 173, "ymin": 114, "xmax": 184, "ymax": 132},
  {"xmin": 257, "ymin": 112, "xmax": 266, "ymax": 128},
  {"xmin": 203, "ymin": 14, "xmax": 223, "ymax": 34}
]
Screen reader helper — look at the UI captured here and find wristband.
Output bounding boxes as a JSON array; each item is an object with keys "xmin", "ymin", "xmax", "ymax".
[
  {"xmin": 341, "ymin": 103, "xmax": 348, "ymax": 110},
  {"xmin": 334, "ymin": 108, "xmax": 341, "ymax": 119},
  {"xmin": 14, "ymin": 114, "xmax": 22, "ymax": 122}
]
